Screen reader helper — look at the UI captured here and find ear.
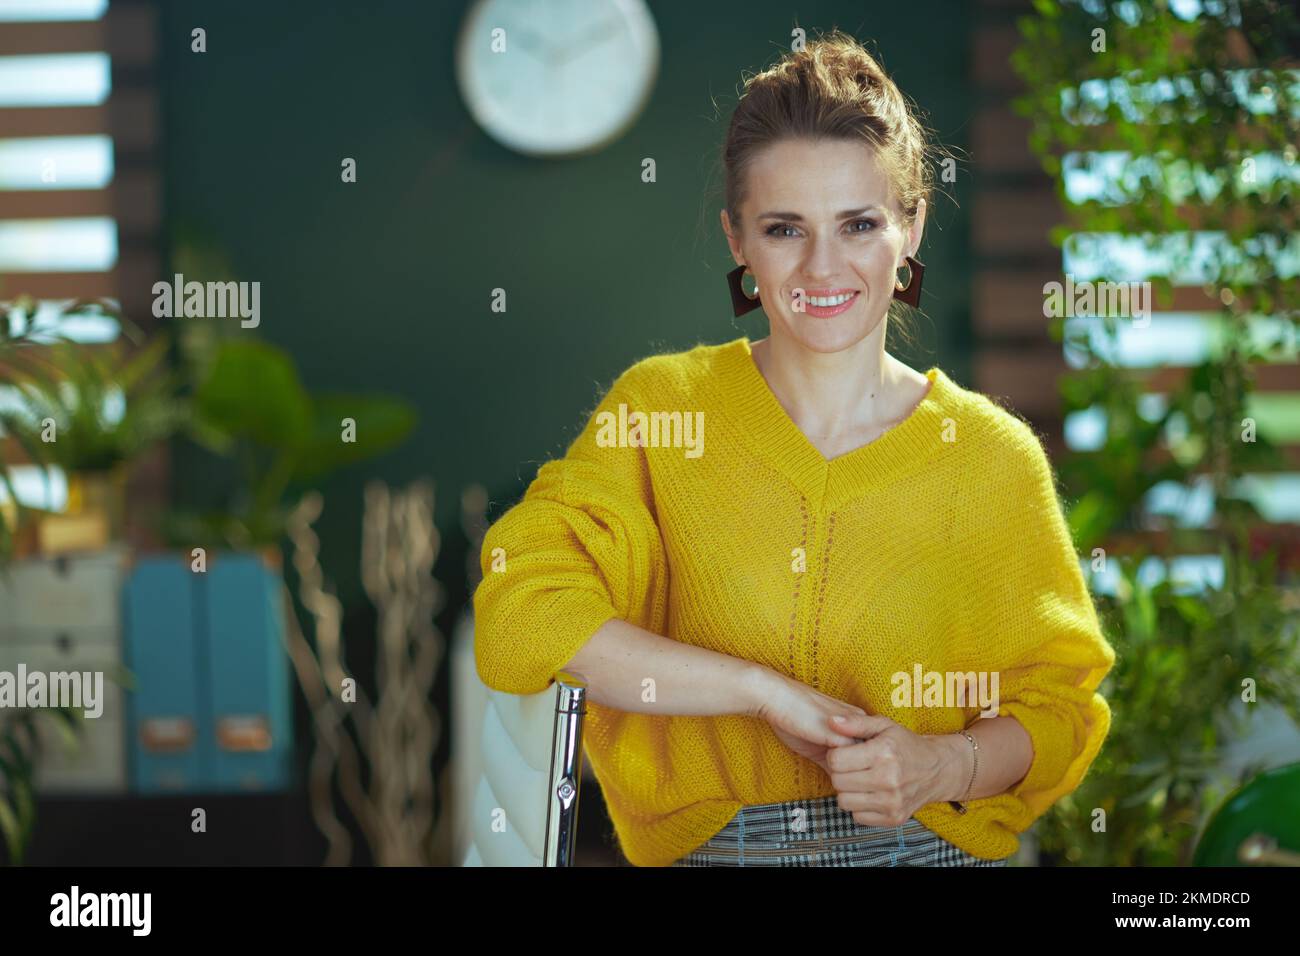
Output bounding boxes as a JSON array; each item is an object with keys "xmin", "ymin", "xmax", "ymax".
[
  {"xmin": 720, "ymin": 208, "xmax": 745, "ymax": 267},
  {"xmin": 903, "ymin": 197, "xmax": 927, "ymax": 262}
]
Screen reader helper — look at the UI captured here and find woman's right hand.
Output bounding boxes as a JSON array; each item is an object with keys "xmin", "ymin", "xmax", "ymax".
[{"xmin": 751, "ymin": 669, "xmax": 868, "ymax": 773}]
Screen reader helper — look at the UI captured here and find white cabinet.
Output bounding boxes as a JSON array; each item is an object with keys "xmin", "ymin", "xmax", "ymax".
[{"xmin": 0, "ymin": 546, "xmax": 129, "ymax": 792}]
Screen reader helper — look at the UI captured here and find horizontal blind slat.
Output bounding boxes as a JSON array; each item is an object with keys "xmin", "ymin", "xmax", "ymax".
[{"xmin": 0, "ymin": 20, "xmax": 106, "ymax": 57}]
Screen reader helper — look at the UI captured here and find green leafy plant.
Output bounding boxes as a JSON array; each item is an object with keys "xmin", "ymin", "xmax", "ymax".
[
  {"xmin": 0, "ymin": 292, "xmax": 75, "ymax": 864},
  {"xmin": 1045, "ymin": 547, "xmax": 1300, "ymax": 865},
  {"xmin": 0, "ymin": 707, "xmax": 77, "ymax": 865},
  {"xmin": 168, "ymin": 338, "xmax": 418, "ymax": 549},
  {"xmin": 0, "ymin": 295, "xmax": 116, "ymax": 556},
  {"xmin": 0, "ymin": 653, "xmax": 136, "ymax": 865},
  {"xmin": 0, "ymin": 335, "xmax": 187, "ymax": 474},
  {"xmin": 0, "ymin": 300, "xmax": 37, "ymax": 558},
  {"xmin": 0, "ymin": 295, "xmax": 186, "ymax": 549},
  {"xmin": 1012, "ymin": 0, "xmax": 1300, "ymax": 864}
]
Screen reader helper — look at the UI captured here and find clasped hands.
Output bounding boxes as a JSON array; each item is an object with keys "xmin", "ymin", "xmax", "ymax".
[{"xmin": 755, "ymin": 668, "xmax": 960, "ymax": 828}]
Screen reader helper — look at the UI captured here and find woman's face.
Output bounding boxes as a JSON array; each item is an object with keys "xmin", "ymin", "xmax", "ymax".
[{"xmin": 721, "ymin": 137, "xmax": 926, "ymax": 354}]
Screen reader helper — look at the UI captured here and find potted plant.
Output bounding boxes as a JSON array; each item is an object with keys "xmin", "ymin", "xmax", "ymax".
[
  {"xmin": 0, "ymin": 294, "xmax": 108, "ymax": 557},
  {"xmin": 0, "ymin": 301, "xmax": 187, "ymax": 552},
  {"xmin": 167, "ymin": 337, "xmax": 418, "ymax": 551}
]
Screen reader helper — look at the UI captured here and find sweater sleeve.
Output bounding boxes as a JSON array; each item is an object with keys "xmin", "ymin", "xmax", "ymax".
[
  {"xmin": 968, "ymin": 421, "xmax": 1116, "ymax": 831},
  {"xmin": 472, "ymin": 364, "xmax": 671, "ymax": 696}
]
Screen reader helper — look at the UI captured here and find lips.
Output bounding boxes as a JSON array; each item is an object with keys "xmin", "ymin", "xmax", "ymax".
[{"xmin": 797, "ymin": 290, "xmax": 860, "ymax": 317}]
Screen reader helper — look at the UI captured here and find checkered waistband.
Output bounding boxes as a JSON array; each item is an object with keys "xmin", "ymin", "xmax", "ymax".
[{"xmin": 672, "ymin": 794, "xmax": 1008, "ymax": 867}]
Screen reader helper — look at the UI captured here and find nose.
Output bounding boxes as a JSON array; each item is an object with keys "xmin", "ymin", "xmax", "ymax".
[{"xmin": 801, "ymin": 231, "xmax": 841, "ymax": 284}]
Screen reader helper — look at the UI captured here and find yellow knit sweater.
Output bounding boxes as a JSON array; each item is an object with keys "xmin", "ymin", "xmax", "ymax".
[{"xmin": 473, "ymin": 337, "xmax": 1115, "ymax": 867}]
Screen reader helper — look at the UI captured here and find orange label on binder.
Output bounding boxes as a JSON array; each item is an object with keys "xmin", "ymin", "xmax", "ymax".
[
  {"xmin": 140, "ymin": 717, "xmax": 195, "ymax": 752},
  {"xmin": 217, "ymin": 715, "xmax": 272, "ymax": 752}
]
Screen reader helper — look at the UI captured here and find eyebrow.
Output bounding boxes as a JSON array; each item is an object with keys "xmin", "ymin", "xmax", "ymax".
[{"xmin": 757, "ymin": 206, "xmax": 883, "ymax": 221}]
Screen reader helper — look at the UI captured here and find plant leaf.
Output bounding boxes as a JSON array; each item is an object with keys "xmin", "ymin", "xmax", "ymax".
[
  {"xmin": 290, "ymin": 393, "xmax": 417, "ymax": 482},
  {"xmin": 194, "ymin": 340, "xmax": 312, "ymax": 448}
]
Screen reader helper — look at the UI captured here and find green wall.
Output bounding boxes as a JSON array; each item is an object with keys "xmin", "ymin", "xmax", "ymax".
[{"xmin": 160, "ymin": 0, "xmax": 974, "ymax": 612}]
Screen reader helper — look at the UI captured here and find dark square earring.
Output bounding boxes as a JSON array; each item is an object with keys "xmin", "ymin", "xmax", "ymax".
[
  {"xmin": 727, "ymin": 264, "xmax": 762, "ymax": 317},
  {"xmin": 893, "ymin": 255, "xmax": 925, "ymax": 307}
]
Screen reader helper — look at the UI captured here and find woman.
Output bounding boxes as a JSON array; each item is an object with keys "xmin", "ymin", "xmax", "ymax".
[{"xmin": 473, "ymin": 31, "xmax": 1114, "ymax": 867}]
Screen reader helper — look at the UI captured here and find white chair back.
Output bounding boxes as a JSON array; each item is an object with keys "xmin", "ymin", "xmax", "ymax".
[{"xmin": 451, "ymin": 610, "xmax": 587, "ymax": 866}]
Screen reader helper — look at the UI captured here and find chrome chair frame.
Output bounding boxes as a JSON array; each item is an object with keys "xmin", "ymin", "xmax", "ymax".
[{"xmin": 543, "ymin": 670, "xmax": 587, "ymax": 867}]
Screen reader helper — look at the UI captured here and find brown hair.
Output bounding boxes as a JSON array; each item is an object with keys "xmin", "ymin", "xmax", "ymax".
[{"xmin": 720, "ymin": 29, "xmax": 950, "ymax": 349}]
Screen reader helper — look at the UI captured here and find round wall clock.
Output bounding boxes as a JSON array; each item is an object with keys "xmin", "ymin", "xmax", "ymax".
[{"xmin": 454, "ymin": 0, "xmax": 660, "ymax": 158}]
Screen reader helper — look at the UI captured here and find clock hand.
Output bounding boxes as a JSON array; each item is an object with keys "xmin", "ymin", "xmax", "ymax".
[
  {"xmin": 551, "ymin": 18, "xmax": 622, "ymax": 67},
  {"xmin": 512, "ymin": 26, "xmax": 550, "ymax": 63}
]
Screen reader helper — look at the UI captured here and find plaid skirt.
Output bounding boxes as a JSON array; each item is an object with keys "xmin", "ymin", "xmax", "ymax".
[{"xmin": 671, "ymin": 795, "xmax": 1009, "ymax": 867}]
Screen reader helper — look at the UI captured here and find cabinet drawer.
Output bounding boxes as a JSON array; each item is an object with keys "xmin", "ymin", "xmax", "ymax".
[{"xmin": 0, "ymin": 546, "xmax": 128, "ymax": 631}]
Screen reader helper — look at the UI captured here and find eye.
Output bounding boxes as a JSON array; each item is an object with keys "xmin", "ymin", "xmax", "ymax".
[
  {"xmin": 847, "ymin": 218, "xmax": 878, "ymax": 234},
  {"xmin": 764, "ymin": 223, "xmax": 799, "ymax": 238}
]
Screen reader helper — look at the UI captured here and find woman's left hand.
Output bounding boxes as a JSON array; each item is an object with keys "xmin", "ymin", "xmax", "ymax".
[{"xmin": 821, "ymin": 713, "xmax": 957, "ymax": 827}]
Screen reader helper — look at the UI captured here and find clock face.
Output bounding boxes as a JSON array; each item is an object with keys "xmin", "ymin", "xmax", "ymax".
[{"xmin": 454, "ymin": 0, "xmax": 660, "ymax": 157}]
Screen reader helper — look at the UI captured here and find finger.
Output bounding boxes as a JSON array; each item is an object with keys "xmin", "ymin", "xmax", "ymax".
[
  {"xmin": 828, "ymin": 768, "xmax": 876, "ymax": 791},
  {"xmin": 832, "ymin": 789, "xmax": 888, "ymax": 814},
  {"xmin": 824, "ymin": 740, "xmax": 876, "ymax": 773},
  {"xmin": 827, "ymin": 740, "xmax": 891, "ymax": 777},
  {"xmin": 810, "ymin": 720, "xmax": 863, "ymax": 747},
  {"xmin": 829, "ymin": 713, "xmax": 894, "ymax": 739},
  {"xmin": 823, "ymin": 728, "xmax": 861, "ymax": 746},
  {"xmin": 833, "ymin": 790, "xmax": 909, "ymax": 827},
  {"xmin": 785, "ymin": 722, "xmax": 857, "ymax": 749}
]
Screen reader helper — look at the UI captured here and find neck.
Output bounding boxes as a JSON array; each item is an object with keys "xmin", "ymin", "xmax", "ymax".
[{"xmin": 750, "ymin": 319, "xmax": 904, "ymax": 439}]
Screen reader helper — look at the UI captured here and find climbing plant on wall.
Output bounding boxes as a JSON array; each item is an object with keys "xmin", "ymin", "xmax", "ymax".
[{"xmin": 1012, "ymin": 0, "xmax": 1300, "ymax": 865}]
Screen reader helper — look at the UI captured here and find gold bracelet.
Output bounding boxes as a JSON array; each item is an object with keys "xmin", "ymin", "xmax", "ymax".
[
  {"xmin": 960, "ymin": 730, "xmax": 979, "ymax": 800},
  {"xmin": 948, "ymin": 730, "xmax": 979, "ymax": 814}
]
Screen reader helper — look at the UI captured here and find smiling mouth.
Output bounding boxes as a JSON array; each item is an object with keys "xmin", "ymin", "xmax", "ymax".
[
  {"xmin": 805, "ymin": 292, "xmax": 856, "ymax": 307},
  {"xmin": 796, "ymin": 290, "xmax": 860, "ymax": 315}
]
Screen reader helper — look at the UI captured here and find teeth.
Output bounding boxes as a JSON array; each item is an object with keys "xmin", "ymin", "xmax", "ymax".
[{"xmin": 808, "ymin": 293, "xmax": 854, "ymax": 307}]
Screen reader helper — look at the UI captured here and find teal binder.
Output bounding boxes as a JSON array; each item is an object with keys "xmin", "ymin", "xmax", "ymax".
[
  {"xmin": 123, "ymin": 552, "xmax": 292, "ymax": 793},
  {"xmin": 123, "ymin": 556, "xmax": 206, "ymax": 792},
  {"xmin": 203, "ymin": 554, "xmax": 292, "ymax": 791}
]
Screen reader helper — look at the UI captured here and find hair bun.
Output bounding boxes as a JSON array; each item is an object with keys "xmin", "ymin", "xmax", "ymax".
[{"xmin": 854, "ymin": 68, "xmax": 881, "ymax": 88}]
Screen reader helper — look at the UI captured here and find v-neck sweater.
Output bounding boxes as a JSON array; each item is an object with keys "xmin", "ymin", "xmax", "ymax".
[{"xmin": 473, "ymin": 337, "xmax": 1115, "ymax": 866}]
